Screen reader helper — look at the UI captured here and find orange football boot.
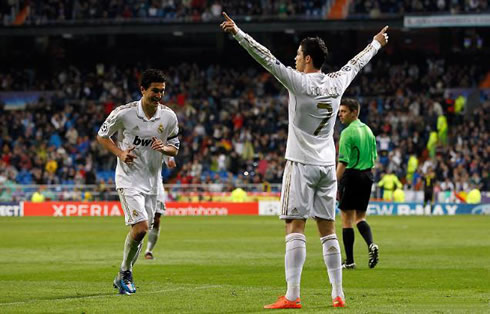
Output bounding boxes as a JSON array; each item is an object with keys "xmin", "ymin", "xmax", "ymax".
[
  {"xmin": 332, "ymin": 296, "xmax": 345, "ymax": 307},
  {"xmin": 264, "ymin": 296, "xmax": 302, "ymax": 309}
]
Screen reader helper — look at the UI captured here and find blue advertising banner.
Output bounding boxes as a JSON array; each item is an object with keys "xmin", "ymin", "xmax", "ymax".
[
  {"xmin": 0, "ymin": 202, "xmax": 23, "ymax": 216},
  {"xmin": 366, "ymin": 202, "xmax": 489, "ymax": 216}
]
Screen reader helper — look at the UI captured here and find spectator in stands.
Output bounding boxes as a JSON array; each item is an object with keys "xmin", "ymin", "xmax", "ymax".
[
  {"xmin": 393, "ymin": 186, "xmax": 405, "ymax": 202},
  {"xmin": 377, "ymin": 169, "xmax": 402, "ymax": 201},
  {"xmin": 466, "ymin": 184, "xmax": 481, "ymax": 204},
  {"xmin": 230, "ymin": 185, "xmax": 247, "ymax": 202},
  {"xmin": 423, "ymin": 166, "xmax": 436, "ymax": 213},
  {"xmin": 440, "ymin": 177, "xmax": 455, "ymax": 203},
  {"xmin": 31, "ymin": 186, "xmax": 46, "ymax": 202}
]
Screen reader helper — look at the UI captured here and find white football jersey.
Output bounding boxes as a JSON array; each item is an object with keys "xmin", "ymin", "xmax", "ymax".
[
  {"xmin": 234, "ymin": 29, "xmax": 381, "ymax": 166},
  {"xmin": 157, "ymin": 156, "xmax": 174, "ymax": 202},
  {"xmin": 98, "ymin": 99, "xmax": 179, "ymax": 194}
]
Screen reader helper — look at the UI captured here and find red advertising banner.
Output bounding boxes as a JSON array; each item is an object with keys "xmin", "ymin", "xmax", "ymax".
[
  {"xmin": 22, "ymin": 202, "xmax": 259, "ymax": 217},
  {"xmin": 23, "ymin": 202, "xmax": 123, "ymax": 217},
  {"xmin": 165, "ymin": 202, "xmax": 258, "ymax": 216}
]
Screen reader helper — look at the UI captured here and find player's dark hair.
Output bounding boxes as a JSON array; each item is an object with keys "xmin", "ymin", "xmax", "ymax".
[
  {"xmin": 300, "ymin": 37, "xmax": 328, "ymax": 69},
  {"xmin": 340, "ymin": 98, "xmax": 360, "ymax": 113},
  {"xmin": 140, "ymin": 69, "xmax": 167, "ymax": 89}
]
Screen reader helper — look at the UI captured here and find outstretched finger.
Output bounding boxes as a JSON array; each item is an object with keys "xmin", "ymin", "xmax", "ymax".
[
  {"xmin": 128, "ymin": 146, "xmax": 136, "ymax": 152},
  {"xmin": 381, "ymin": 25, "xmax": 389, "ymax": 33},
  {"xmin": 222, "ymin": 12, "xmax": 232, "ymax": 22}
]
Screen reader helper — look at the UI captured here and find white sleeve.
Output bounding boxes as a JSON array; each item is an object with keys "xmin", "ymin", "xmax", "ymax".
[
  {"xmin": 233, "ymin": 28, "xmax": 304, "ymax": 94},
  {"xmin": 97, "ymin": 108, "xmax": 124, "ymax": 138},
  {"xmin": 166, "ymin": 115, "xmax": 180, "ymax": 150},
  {"xmin": 328, "ymin": 40, "xmax": 381, "ymax": 93},
  {"xmin": 163, "ymin": 156, "xmax": 175, "ymax": 166}
]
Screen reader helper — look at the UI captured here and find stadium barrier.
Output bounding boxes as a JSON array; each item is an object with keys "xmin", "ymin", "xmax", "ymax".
[
  {"xmin": 0, "ymin": 202, "xmax": 22, "ymax": 216},
  {"xmin": 19, "ymin": 201, "xmax": 260, "ymax": 217},
  {"xmin": 1, "ymin": 201, "xmax": 488, "ymax": 217}
]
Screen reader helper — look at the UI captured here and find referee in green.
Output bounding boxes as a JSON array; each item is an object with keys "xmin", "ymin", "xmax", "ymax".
[{"xmin": 337, "ymin": 98, "xmax": 379, "ymax": 269}]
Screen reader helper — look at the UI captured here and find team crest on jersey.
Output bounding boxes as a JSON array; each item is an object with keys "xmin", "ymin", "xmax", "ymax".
[
  {"xmin": 158, "ymin": 124, "xmax": 164, "ymax": 133},
  {"xmin": 132, "ymin": 210, "xmax": 139, "ymax": 217}
]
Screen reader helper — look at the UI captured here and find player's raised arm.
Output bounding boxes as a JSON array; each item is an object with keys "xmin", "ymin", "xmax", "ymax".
[
  {"xmin": 332, "ymin": 26, "xmax": 389, "ymax": 93},
  {"xmin": 220, "ymin": 12, "xmax": 303, "ymax": 93}
]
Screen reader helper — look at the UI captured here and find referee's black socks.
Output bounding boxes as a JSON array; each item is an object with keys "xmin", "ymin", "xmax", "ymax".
[
  {"xmin": 357, "ymin": 221, "xmax": 373, "ymax": 247},
  {"xmin": 342, "ymin": 228, "xmax": 355, "ymax": 264}
]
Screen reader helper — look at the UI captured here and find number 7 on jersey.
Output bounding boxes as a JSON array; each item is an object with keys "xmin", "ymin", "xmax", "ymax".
[{"xmin": 313, "ymin": 102, "xmax": 334, "ymax": 136}]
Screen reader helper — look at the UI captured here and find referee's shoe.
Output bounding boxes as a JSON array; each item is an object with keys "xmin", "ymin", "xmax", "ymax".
[{"xmin": 368, "ymin": 243, "xmax": 379, "ymax": 269}]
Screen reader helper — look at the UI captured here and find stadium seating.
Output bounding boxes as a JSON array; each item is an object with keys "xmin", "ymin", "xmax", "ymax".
[{"xmin": 0, "ymin": 57, "xmax": 487, "ymax": 202}]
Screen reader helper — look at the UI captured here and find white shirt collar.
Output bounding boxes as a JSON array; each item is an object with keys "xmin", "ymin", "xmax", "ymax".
[{"xmin": 137, "ymin": 98, "xmax": 161, "ymax": 121}]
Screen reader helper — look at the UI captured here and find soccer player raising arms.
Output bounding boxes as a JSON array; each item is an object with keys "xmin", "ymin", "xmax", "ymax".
[
  {"xmin": 221, "ymin": 13, "xmax": 388, "ymax": 308},
  {"xmin": 97, "ymin": 69, "xmax": 179, "ymax": 295}
]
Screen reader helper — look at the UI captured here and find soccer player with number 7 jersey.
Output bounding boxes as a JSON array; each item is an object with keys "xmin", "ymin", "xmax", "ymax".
[{"xmin": 221, "ymin": 12, "xmax": 388, "ymax": 309}]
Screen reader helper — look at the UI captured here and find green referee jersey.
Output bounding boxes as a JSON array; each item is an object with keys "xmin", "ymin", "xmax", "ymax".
[{"xmin": 338, "ymin": 119, "xmax": 377, "ymax": 170}]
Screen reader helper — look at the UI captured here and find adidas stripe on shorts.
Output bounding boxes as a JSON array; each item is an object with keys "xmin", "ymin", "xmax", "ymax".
[{"xmin": 280, "ymin": 160, "xmax": 337, "ymax": 221}]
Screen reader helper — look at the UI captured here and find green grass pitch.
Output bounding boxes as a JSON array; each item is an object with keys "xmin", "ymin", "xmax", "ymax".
[{"xmin": 0, "ymin": 215, "xmax": 488, "ymax": 313}]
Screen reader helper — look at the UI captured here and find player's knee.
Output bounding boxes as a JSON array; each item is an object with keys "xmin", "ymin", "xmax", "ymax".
[
  {"xmin": 133, "ymin": 229, "xmax": 147, "ymax": 241},
  {"xmin": 132, "ymin": 222, "xmax": 149, "ymax": 241},
  {"xmin": 342, "ymin": 220, "xmax": 353, "ymax": 228},
  {"xmin": 341, "ymin": 210, "xmax": 355, "ymax": 228},
  {"xmin": 355, "ymin": 218, "xmax": 366, "ymax": 225}
]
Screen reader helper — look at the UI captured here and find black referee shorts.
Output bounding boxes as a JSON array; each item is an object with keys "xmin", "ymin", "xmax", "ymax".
[
  {"xmin": 424, "ymin": 190, "xmax": 433, "ymax": 203},
  {"xmin": 338, "ymin": 168, "xmax": 373, "ymax": 212}
]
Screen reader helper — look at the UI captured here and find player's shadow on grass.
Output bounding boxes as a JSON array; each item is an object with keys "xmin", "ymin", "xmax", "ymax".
[{"xmin": 41, "ymin": 292, "xmax": 118, "ymax": 302}]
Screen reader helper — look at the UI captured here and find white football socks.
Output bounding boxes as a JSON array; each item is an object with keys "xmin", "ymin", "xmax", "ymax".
[
  {"xmin": 285, "ymin": 233, "xmax": 306, "ymax": 301},
  {"xmin": 320, "ymin": 234, "xmax": 344, "ymax": 299},
  {"xmin": 145, "ymin": 226, "xmax": 160, "ymax": 254},
  {"xmin": 131, "ymin": 241, "xmax": 143, "ymax": 267},
  {"xmin": 121, "ymin": 232, "xmax": 142, "ymax": 271}
]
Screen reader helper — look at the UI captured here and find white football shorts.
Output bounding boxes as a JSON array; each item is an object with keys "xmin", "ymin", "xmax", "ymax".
[
  {"xmin": 155, "ymin": 186, "xmax": 166, "ymax": 215},
  {"xmin": 155, "ymin": 200, "xmax": 166, "ymax": 215},
  {"xmin": 117, "ymin": 188, "xmax": 157, "ymax": 226},
  {"xmin": 280, "ymin": 160, "xmax": 337, "ymax": 221}
]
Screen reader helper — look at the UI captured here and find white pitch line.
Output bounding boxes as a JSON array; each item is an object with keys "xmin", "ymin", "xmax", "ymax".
[{"xmin": 0, "ymin": 284, "xmax": 224, "ymax": 307}]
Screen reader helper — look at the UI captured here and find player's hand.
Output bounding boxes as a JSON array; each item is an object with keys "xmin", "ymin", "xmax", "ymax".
[
  {"xmin": 373, "ymin": 26, "xmax": 389, "ymax": 47},
  {"xmin": 151, "ymin": 137, "xmax": 165, "ymax": 153},
  {"xmin": 167, "ymin": 158, "xmax": 177, "ymax": 169},
  {"xmin": 119, "ymin": 147, "xmax": 137, "ymax": 164},
  {"xmin": 220, "ymin": 12, "xmax": 237, "ymax": 35}
]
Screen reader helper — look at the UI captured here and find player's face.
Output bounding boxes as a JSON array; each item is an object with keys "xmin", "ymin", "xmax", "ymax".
[
  {"xmin": 338, "ymin": 105, "xmax": 357, "ymax": 125},
  {"xmin": 141, "ymin": 82, "xmax": 166, "ymax": 108},
  {"xmin": 295, "ymin": 45, "xmax": 306, "ymax": 72}
]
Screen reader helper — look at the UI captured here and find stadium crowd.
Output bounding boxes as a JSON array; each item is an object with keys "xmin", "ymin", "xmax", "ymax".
[
  {"xmin": 0, "ymin": 56, "xmax": 488, "ymax": 201},
  {"xmin": 349, "ymin": 0, "xmax": 489, "ymax": 17},
  {"xmin": 1, "ymin": 0, "xmax": 328, "ymax": 25},
  {"xmin": 3, "ymin": 0, "xmax": 489, "ymax": 26}
]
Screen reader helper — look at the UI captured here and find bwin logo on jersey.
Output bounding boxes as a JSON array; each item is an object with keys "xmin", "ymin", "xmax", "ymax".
[{"xmin": 133, "ymin": 136, "xmax": 153, "ymax": 146}]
